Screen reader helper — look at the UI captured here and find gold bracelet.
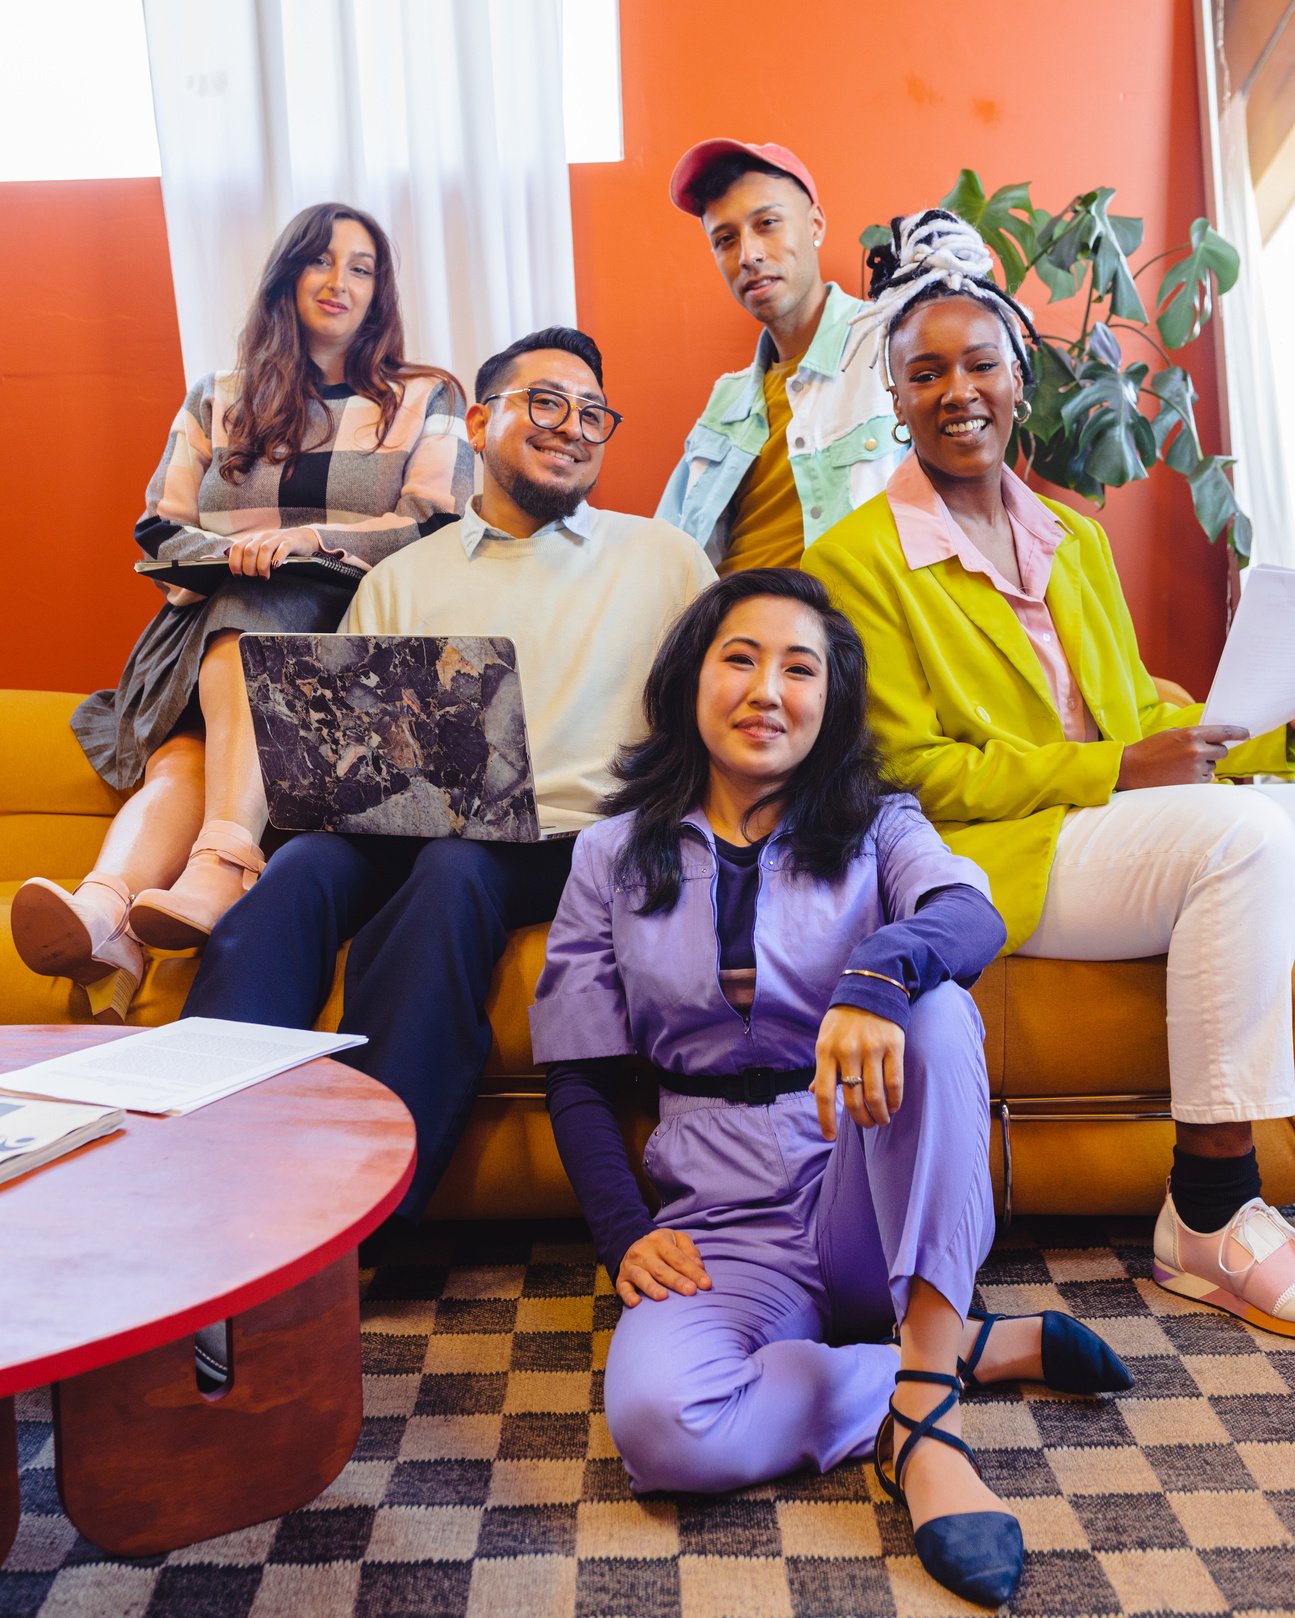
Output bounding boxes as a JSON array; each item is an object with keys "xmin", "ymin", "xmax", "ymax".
[{"xmin": 841, "ymin": 968, "xmax": 910, "ymax": 999}]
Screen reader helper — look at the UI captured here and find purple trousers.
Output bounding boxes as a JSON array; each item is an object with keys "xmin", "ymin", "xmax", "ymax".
[{"xmin": 603, "ymin": 982, "xmax": 993, "ymax": 1495}]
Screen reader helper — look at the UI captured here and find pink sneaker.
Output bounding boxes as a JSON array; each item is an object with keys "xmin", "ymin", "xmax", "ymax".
[{"xmin": 1153, "ymin": 1185, "xmax": 1295, "ymax": 1337}]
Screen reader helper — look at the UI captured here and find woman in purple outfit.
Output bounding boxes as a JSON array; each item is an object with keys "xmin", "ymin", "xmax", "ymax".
[{"xmin": 529, "ymin": 568, "xmax": 1128, "ymax": 1608}]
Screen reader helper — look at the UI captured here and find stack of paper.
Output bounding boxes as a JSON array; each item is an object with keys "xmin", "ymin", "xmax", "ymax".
[
  {"xmin": 0, "ymin": 1019, "xmax": 369, "ymax": 1116},
  {"xmin": 0, "ymin": 1096, "xmax": 124, "ymax": 1186},
  {"xmin": 1201, "ymin": 564, "xmax": 1295, "ymax": 744}
]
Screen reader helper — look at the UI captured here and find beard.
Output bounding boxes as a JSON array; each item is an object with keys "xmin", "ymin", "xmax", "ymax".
[{"xmin": 491, "ymin": 458, "xmax": 598, "ymax": 527}]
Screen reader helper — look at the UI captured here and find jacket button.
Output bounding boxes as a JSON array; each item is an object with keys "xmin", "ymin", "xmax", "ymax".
[
  {"xmin": 864, "ymin": 437, "xmax": 877, "ymax": 451},
  {"xmin": 794, "ymin": 437, "xmax": 806, "ymax": 449},
  {"xmin": 810, "ymin": 505, "xmax": 821, "ymax": 519}
]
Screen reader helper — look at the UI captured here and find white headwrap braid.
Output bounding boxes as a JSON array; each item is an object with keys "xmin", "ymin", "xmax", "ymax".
[{"xmin": 857, "ymin": 209, "xmax": 1037, "ymax": 386}]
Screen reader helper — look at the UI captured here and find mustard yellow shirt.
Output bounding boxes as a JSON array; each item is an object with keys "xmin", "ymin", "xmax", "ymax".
[
  {"xmin": 719, "ymin": 353, "xmax": 805, "ymax": 576},
  {"xmin": 805, "ymin": 489, "xmax": 1293, "ymax": 952}
]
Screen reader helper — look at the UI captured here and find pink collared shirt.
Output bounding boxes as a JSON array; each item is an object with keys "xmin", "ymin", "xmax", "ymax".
[{"xmin": 886, "ymin": 455, "xmax": 1099, "ymax": 742}]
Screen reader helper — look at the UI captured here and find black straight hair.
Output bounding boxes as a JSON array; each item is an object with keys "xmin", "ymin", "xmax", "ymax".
[
  {"xmin": 689, "ymin": 153, "xmax": 812, "ymax": 215},
  {"xmin": 474, "ymin": 326, "xmax": 604, "ymax": 403},
  {"xmin": 604, "ymin": 569, "xmax": 900, "ymax": 914}
]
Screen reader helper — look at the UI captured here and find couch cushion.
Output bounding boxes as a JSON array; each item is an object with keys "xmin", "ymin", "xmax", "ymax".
[{"xmin": 0, "ymin": 690, "xmax": 126, "ymax": 885}]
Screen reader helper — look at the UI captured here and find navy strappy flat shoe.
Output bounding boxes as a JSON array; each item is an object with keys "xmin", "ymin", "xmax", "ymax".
[
  {"xmin": 959, "ymin": 1307, "xmax": 1133, "ymax": 1396},
  {"xmin": 874, "ymin": 1368, "xmax": 1024, "ymax": 1608}
]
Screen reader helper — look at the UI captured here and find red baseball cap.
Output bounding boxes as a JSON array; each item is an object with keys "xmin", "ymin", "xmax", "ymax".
[{"xmin": 669, "ymin": 139, "xmax": 819, "ymax": 217}]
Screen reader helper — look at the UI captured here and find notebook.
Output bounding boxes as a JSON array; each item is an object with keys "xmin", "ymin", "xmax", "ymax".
[
  {"xmin": 136, "ymin": 555, "xmax": 367, "ymax": 594},
  {"xmin": 239, "ymin": 633, "xmax": 587, "ymax": 841}
]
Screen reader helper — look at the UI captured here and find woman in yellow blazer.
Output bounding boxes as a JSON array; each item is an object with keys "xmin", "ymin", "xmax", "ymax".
[{"xmin": 806, "ymin": 208, "xmax": 1295, "ymax": 1346}]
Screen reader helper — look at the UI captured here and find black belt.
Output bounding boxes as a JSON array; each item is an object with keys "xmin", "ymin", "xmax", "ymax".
[{"xmin": 653, "ymin": 1065, "xmax": 814, "ymax": 1106}]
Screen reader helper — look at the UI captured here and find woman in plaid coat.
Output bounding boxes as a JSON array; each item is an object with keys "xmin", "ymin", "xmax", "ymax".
[{"xmin": 13, "ymin": 201, "xmax": 472, "ymax": 1021}]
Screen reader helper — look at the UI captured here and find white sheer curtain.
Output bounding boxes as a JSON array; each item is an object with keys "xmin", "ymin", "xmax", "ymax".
[
  {"xmin": 141, "ymin": 0, "xmax": 577, "ymax": 391},
  {"xmin": 1216, "ymin": 98, "xmax": 1295, "ymax": 570},
  {"xmin": 1197, "ymin": 0, "xmax": 1295, "ymax": 571}
]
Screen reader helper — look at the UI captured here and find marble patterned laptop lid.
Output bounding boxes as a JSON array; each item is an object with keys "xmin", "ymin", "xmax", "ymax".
[{"xmin": 239, "ymin": 634, "xmax": 544, "ymax": 840}]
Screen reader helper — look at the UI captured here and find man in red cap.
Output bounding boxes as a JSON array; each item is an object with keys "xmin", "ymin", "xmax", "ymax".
[{"xmin": 657, "ymin": 139, "xmax": 898, "ymax": 575}]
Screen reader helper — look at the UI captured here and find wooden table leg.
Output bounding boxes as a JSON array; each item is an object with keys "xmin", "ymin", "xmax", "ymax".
[
  {"xmin": 53, "ymin": 1253, "xmax": 361, "ymax": 1558},
  {"xmin": 1, "ymin": 1397, "xmax": 17, "ymax": 1563}
]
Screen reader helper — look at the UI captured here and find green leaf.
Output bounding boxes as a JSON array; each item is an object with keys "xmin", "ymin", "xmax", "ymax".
[
  {"xmin": 1088, "ymin": 322, "xmax": 1122, "ymax": 367},
  {"xmin": 940, "ymin": 169, "xmax": 987, "ymax": 219},
  {"xmin": 1145, "ymin": 366, "xmax": 1201, "ymax": 462},
  {"xmin": 859, "ymin": 223, "xmax": 893, "ymax": 251},
  {"xmin": 1034, "ymin": 254, "xmax": 1083, "ymax": 302},
  {"xmin": 1059, "ymin": 357, "xmax": 1156, "ymax": 486},
  {"xmin": 1021, "ymin": 429, "xmax": 1106, "ymax": 504},
  {"xmin": 1087, "ymin": 188, "xmax": 1148, "ymax": 321},
  {"xmin": 1186, "ymin": 454, "xmax": 1248, "ymax": 546},
  {"xmin": 1024, "ymin": 341, "xmax": 1077, "ymax": 443},
  {"xmin": 1110, "ymin": 214, "xmax": 1144, "ymax": 257},
  {"xmin": 938, "ymin": 169, "xmax": 1038, "ymax": 294},
  {"xmin": 1036, "ymin": 188, "xmax": 1147, "ymax": 322},
  {"xmin": 1155, "ymin": 218, "xmax": 1241, "ymax": 350},
  {"xmin": 1027, "ymin": 206, "xmax": 1080, "ymax": 300}
]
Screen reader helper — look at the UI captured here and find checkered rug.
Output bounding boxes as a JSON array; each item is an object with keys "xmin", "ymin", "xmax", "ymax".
[{"xmin": 5, "ymin": 1216, "xmax": 1295, "ymax": 1618}]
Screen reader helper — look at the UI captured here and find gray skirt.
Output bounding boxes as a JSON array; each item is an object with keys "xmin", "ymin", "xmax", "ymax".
[{"xmin": 72, "ymin": 573, "xmax": 357, "ymax": 792}]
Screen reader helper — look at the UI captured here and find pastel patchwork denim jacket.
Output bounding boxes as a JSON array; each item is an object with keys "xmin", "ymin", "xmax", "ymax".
[{"xmin": 656, "ymin": 284, "xmax": 899, "ymax": 567}]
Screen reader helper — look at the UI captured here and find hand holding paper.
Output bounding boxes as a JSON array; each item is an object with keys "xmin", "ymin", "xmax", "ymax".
[{"xmin": 1116, "ymin": 724, "xmax": 1250, "ymax": 789}]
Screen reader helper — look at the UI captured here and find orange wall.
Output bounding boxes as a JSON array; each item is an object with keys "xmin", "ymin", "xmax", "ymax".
[
  {"xmin": 1, "ymin": 179, "xmax": 186, "ymax": 695},
  {"xmin": 2, "ymin": 0, "xmax": 1227, "ymax": 697}
]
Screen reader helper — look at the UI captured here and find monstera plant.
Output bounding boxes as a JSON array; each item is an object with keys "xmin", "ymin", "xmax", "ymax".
[{"xmin": 861, "ymin": 172, "xmax": 1248, "ymax": 555}]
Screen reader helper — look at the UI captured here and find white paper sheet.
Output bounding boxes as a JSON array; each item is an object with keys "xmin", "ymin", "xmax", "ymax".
[
  {"xmin": 0, "ymin": 1019, "xmax": 368, "ymax": 1115},
  {"xmin": 1201, "ymin": 565, "xmax": 1295, "ymax": 746}
]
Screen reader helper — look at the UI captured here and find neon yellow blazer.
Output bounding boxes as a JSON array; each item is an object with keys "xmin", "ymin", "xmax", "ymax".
[{"xmin": 805, "ymin": 491, "xmax": 1292, "ymax": 952}]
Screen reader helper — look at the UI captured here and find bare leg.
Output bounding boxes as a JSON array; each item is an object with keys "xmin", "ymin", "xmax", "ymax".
[
  {"xmin": 92, "ymin": 732, "xmax": 205, "ymax": 894},
  {"xmin": 127, "ymin": 634, "xmax": 267, "ymax": 948},
  {"xmin": 197, "ymin": 631, "xmax": 267, "ymax": 834},
  {"xmin": 1176, "ymin": 1120, "xmax": 1254, "ymax": 1157},
  {"xmin": 895, "ymin": 1279, "xmax": 1011, "ymax": 1531}
]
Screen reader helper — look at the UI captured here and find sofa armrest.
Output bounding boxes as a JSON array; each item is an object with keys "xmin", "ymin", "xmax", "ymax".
[{"xmin": 0, "ymin": 691, "xmax": 126, "ymax": 819}]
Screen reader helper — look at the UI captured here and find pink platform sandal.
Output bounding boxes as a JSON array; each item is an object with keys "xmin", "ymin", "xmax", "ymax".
[
  {"xmin": 10, "ymin": 872, "xmax": 143, "ymax": 1024},
  {"xmin": 128, "ymin": 820, "xmax": 266, "ymax": 951}
]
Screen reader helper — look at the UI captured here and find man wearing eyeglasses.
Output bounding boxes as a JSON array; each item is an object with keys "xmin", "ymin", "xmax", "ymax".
[
  {"xmin": 185, "ymin": 327, "xmax": 714, "ymax": 1226},
  {"xmin": 658, "ymin": 139, "xmax": 899, "ymax": 575}
]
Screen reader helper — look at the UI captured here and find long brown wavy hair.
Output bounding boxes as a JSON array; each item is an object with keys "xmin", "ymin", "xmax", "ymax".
[{"xmin": 221, "ymin": 201, "xmax": 462, "ymax": 483}]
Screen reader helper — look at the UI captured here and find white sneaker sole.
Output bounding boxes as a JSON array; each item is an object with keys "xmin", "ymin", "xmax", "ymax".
[{"xmin": 1153, "ymin": 1258, "xmax": 1295, "ymax": 1338}]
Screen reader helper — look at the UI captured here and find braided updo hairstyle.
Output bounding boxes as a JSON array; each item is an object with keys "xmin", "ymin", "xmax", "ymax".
[{"xmin": 860, "ymin": 209, "xmax": 1040, "ymax": 386}]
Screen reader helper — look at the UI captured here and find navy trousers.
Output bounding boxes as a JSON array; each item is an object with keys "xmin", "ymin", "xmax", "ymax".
[{"xmin": 183, "ymin": 831, "xmax": 574, "ymax": 1216}]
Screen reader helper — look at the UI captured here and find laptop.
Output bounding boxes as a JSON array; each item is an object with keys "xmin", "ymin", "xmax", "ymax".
[{"xmin": 238, "ymin": 633, "xmax": 587, "ymax": 841}]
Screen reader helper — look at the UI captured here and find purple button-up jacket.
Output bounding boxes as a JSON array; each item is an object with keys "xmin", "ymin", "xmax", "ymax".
[{"xmin": 529, "ymin": 794, "xmax": 992, "ymax": 1076}]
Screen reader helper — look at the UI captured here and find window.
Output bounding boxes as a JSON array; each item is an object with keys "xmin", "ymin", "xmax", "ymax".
[
  {"xmin": 562, "ymin": 0, "xmax": 623, "ymax": 164},
  {"xmin": 0, "ymin": 0, "xmax": 622, "ymax": 182},
  {"xmin": 1, "ymin": 0, "xmax": 161, "ymax": 181}
]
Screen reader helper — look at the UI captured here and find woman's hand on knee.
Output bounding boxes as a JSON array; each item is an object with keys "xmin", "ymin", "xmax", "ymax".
[
  {"xmin": 616, "ymin": 1229, "xmax": 712, "ymax": 1308},
  {"xmin": 812, "ymin": 1006, "xmax": 905, "ymax": 1139},
  {"xmin": 224, "ymin": 527, "xmax": 322, "ymax": 579}
]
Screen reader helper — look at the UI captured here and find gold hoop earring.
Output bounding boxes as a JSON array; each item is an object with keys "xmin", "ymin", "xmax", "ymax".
[
  {"xmin": 1013, "ymin": 399, "xmax": 1032, "ymax": 424},
  {"xmin": 892, "ymin": 422, "xmax": 911, "ymax": 445}
]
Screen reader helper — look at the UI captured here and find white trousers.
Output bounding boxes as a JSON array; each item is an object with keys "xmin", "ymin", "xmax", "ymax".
[{"xmin": 1015, "ymin": 783, "xmax": 1295, "ymax": 1124}]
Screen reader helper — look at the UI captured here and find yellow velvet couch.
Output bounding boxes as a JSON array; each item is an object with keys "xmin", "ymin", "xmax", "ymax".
[{"xmin": 4, "ymin": 687, "xmax": 1294, "ymax": 1222}]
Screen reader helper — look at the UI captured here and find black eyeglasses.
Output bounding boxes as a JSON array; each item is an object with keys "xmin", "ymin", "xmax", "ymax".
[{"xmin": 482, "ymin": 386, "xmax": 623, "ymax": 444}]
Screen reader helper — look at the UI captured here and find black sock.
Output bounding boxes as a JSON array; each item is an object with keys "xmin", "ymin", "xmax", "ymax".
[{"xmin": 1169, "ymin": 1146, "xmax": 1262, "ymax": 1233}]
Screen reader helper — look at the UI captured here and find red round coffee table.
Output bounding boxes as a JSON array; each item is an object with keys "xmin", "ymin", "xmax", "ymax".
[{"xmin": 0, "ymin": 1024, "xmax": 416, "ymax": 1560}]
